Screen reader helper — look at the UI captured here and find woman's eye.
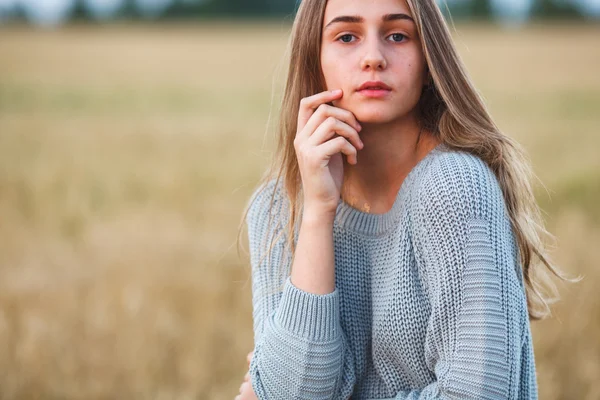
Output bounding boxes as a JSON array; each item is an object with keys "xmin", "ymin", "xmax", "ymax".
[
  {"xmin": 338, "ymin": 34, "xmax": 355, "ymax": 43},
  {"xmin": 388, "ymin": 33, "xmax": 406, "ymax": 42},
  {"xmin": 336, "ymin": 33, "xmax": 405, "ymax": 43}
]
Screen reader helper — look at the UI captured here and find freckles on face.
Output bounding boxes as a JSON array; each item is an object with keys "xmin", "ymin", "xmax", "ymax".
[{"xmin": 319, "ymin": 0, "xmax": 427, "ymax": 124}]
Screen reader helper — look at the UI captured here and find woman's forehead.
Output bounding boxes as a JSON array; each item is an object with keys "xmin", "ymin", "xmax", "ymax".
[{"xmin": 323, "ymin": 0, "xmax": 412, "ymax": 21}]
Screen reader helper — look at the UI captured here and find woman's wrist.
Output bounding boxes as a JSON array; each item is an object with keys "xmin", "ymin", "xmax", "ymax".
[{"xmin": 302, "ymin": 204, "xmax": 337, "ymax": 226}]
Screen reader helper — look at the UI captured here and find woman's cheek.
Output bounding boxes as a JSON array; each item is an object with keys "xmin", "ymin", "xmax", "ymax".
[{"xmin": 320, "ymin": 55, "xmax": 337, "ymax": 86}]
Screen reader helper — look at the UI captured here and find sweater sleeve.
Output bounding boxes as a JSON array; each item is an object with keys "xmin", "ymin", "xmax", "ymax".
[
  {"xmin": 375, "ymin": 153, "xmax": 535, "ymax": 400},
  {"xmin": 245, "ymin": 179, "xmax": 356, "ymax": 400}
]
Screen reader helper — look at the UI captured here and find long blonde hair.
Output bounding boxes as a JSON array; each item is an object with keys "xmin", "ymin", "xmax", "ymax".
[{"xmin": 238, "ymin": 0, "xmax": 576, "ymax": 320}]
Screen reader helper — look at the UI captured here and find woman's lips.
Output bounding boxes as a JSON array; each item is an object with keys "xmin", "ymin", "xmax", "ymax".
[{"xmin": 357, "ymin": 88, "xmax": 392, "ymax": 98}]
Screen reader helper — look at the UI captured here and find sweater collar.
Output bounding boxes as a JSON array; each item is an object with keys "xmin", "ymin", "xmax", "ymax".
[{"xmin": 334, "ymin": 142, "xmax": 447, "ymax": 236}]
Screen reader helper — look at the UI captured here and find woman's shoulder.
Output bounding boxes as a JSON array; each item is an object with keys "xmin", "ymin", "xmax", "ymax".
[
  {"xmin": 245, "ymin": 177, "xmax": 289, "ymax": 232},
  {"xmin": 414, "ymin": 146, "xmax": 506, "ymax": 221}
]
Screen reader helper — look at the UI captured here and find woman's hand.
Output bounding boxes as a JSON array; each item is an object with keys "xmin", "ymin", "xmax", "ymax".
[
  {"xmin": 247, "ymin": 350, "xmax": 253, "ymax": 367},
  {"xmin": 236, "ymin": 381, "xmax": 257, "ymax": 400},
  {"xmin": 294, "ymin": 89, "xmax": 363, "ymax": 216},
  {"xmin": 235, "ymin": 351, "xmax": 257, "ymax": 400}
]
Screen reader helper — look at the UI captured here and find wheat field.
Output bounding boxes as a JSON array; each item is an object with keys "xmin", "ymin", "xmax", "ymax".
[{"xmin": 0, "ymin": 21, "xmax": 599, "ymax": 399}]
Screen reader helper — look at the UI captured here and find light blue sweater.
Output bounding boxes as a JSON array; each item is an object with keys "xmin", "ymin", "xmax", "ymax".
[{"xmin": 245, "ymin": 143, "xmax": 538, "ymax": 399}]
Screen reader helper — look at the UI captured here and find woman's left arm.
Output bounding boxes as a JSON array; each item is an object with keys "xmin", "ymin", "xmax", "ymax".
[{"xmin": 372, "ymin": 154, "xmax": 537, "ymax": 400}]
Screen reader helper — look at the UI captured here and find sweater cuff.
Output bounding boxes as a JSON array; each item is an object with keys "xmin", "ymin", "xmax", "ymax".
[{"xmin": 274, "ymin": 277, "xmax": 341, "ymax": 341}]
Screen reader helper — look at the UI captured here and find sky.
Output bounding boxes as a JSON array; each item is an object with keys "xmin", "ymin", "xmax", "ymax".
[
  {"xmin": 0, "ymin": 0, "xmax": 177, "ymax": 24},
  {"xmin": 0, "ymin": 0, "xmax": 599, "ymax": 26}
]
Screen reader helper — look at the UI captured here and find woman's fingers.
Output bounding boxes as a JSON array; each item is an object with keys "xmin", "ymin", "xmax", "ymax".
[
  {"xmin": 308, "ymin": 116, "xmax": 363, "ymax": 152},
  {"xmin": 297, "ymin": 89, "xmax": 343, "ymax": 133},
  {"xmin": 243, "ymin": 371, "xmax": 250, "ymax": 382},
  {"xmin": 293, "ymin": 89, "xmax": 362, "ymax": 213},
  {"xmin": 300, "ymin": 103, "xmax": 362, "ymax": 143},
  {"xmin": 237, "ymin": 381, "xmax": 258, "ymax": 400},
  {"xmin": 318, "ymin": 136, "xmax": 358, "ymax": 165},
  {"xmin": 246, "ymin": 351, "xmax": 253, "ymax": 366}
]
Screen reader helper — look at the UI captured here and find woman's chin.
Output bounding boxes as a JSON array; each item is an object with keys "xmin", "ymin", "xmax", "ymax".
[
  {"xmin": 351, "ymin": 109, "xmax": 402, "ymax": 125},
  {"xmin": 333, "ymin": 99, "xmax": 409, "ymax": 125}
]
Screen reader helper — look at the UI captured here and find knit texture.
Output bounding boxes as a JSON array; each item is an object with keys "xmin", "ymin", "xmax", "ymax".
[{"xmin": 245, "ymin": 143, "xmax": 538, "ymax": 399}]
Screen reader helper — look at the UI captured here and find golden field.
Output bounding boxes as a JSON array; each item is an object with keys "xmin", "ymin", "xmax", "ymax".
[{"xmin": 0, "ymin": 21, "xmax": 599, "ymax": 399}]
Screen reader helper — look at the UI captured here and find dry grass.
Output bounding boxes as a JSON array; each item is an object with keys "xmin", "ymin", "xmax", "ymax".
[{"xmin": 0, "ymin": 21, "xmax": 599, "ymax": 399}]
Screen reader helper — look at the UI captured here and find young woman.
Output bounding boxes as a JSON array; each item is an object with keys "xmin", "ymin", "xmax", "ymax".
[{"xmin": 236, "ymin": 0, "xmax": 568, "ymax": 398}]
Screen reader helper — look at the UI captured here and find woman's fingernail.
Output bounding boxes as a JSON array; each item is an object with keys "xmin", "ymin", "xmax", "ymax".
[{"xmin": 331, "ymin": 89, "xmax": 342, "ymax": 95}]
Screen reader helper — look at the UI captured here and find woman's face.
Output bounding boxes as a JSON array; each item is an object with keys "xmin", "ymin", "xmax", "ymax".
[{"xmin": 320, "ymin": 0, "xmax": 427, "ymax": 125}]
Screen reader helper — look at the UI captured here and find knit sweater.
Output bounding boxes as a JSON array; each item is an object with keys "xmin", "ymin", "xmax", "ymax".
[{"xmin": 245, "ymin": 143, "xmax": 538, "ymax": 399}]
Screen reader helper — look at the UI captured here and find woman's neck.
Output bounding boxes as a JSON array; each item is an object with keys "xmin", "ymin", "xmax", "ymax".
[{"xmin": 341, "ymin": 117, "xmax": 440, "ymax": 214}]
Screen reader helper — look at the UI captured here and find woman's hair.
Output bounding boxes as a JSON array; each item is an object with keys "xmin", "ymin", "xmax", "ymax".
[{"xmin": 237, "ymin": 0, "xmax": 576, "ymax": 320}]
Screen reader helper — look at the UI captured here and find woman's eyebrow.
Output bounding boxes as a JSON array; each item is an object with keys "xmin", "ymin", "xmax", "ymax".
[{"xmin": 324, "ymin": 13, "xmax": 414, "ymax": 31}]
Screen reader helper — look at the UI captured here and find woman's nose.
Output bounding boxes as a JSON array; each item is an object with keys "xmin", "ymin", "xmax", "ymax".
[{"xmin": 360, "ymin": 37, "xmax": 387, "ymax": 70}]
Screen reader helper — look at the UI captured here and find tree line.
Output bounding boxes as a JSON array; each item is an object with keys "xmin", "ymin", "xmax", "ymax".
[{"xmin": 4, "ymin": 0, "xmax": 596, "ymax": 24}]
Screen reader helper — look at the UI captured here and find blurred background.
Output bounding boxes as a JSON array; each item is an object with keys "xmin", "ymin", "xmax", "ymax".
[{"xmin": 0, "ymin": 0, "xmax": 599, "ymax": 399}]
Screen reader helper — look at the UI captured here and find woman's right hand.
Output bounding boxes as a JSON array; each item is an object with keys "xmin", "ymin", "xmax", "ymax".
[{"xmin": 294, "ymin": 89, "xmax": 363, "ymax": 217}]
